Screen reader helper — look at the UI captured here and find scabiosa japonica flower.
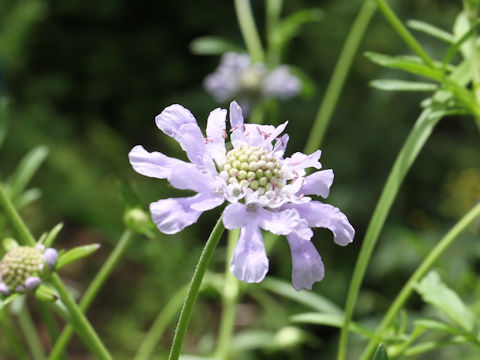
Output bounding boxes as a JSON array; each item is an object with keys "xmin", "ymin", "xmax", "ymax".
[
  {"xmin": 0, "ymin": 244, "xmax": 58, "ymax": 295},
  {"xmin": 129, "ymin": 101, "xmax": 354, "ymax": 290},
  {"xmin": 204, "ymin": 52, "xmax": 301, "ymax": 113}
]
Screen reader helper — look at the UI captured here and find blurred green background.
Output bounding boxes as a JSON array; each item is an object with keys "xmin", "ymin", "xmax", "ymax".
[{"xmin": 0, "ymin": 0, "xmax": 479, "ymax": 358}]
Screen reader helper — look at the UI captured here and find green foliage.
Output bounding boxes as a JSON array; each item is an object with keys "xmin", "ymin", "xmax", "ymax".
[
  {"xmin": 189, "ymin": 37, "xmax": 243, "ymax": 56},
  {"xmin": 56, "ymin": 244, "xmax": 101, "ymax": 270},
  {"xmin": 370, "ymin": 79, "xmax": 437, "ymax": 92},
  {"xmin": 373, "ymin": 344, "xmax": 388, "ymax": 360}
]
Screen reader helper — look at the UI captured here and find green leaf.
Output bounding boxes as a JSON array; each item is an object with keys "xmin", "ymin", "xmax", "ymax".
[
  {"xmin": 261, "ymin": 278, "xmax": 342, "ymax": 314},
  {"xmin": 189, "ymin": 36, "xmax": 243, "ymax": 55},
  {"xmin": 453, "ymin": 11, "xmax": 471, "ymax": 58},
  {"xmin": 414, "ymin": 319, "xmax": 463, "ymax": 335},
  {"xmin": 373, "ymin": 344, "xmax": 389, "ymax": 360},
  {"xmin": 370, "ymin": 79, "xmax": 438, "ymax": 92},
  {"xmin": 407, "ymin": 20, "xmax": 454, "ymax": 43},
  {"xmin": 56, "ymin": 244, "xmax": 100, "ymax": 270},
  {"xmin": 272, "ymin": 8, "xmax": 323, "ymax": 54},
  {"xmin": 443, "ymin": 19, "xmax": 480, "ymax": 68},
  {"xmin": 414, "ymin": 271, "xmax": 474, "ymax": 332},
  {"xmin": 16, "ymin": 188, "xmax": 42, "ymax": 209},
  {"xmin": 291, "ymin": 312, "xmax": 375, "ymax": 339},
  {"xmin": 230, "ymin": 330, "xmax": 275, "ymax": 352},
  {"xmin": 365, "ymin": 52, "xmax": 443, "ymax": 81},
  {"xmin": 43, "ymin": 223, "xmax": 64, "ymax": 248},
  {"xmin": 7, "ymin": 145, "xmax": 49, "ymax": 201},
  {"xmin": 2, "ymin": 237, "xmax": 18, "ymax": 251}
]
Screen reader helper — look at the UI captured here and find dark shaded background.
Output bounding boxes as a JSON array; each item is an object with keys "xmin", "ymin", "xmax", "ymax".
[{"xmin": 1, "ymin": 0, "xmax": 479, "ymax": 358}]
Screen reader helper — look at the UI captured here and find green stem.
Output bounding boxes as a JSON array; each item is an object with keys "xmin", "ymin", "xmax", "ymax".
[
  {"xmin": 48, "ymin": 230, "xmax": 134, "ymax": 359},
  {"xmin": 18, "ymin": 304, "xmax": 46, "ymax": 360},
  {"xmin": 374, "ymin": 0, "xmax": 435, "ymax": 67},
  {"xmin": 266, "ymin": 0, "xmax": 283, "ymax": 66},
  {"xmin": 36, "ymin": 301, "xmax": 60, "ymax": 348},
  {"xmin": 304, "ymin": 0, "xmax": 376, "ymax": 154},
  {"xmin": 234, "ymin": 0, "xmax": 265, "ymax": 61},
  {"xmin": 360, "ymin": 202, "xmax": 480, "ymax": 359},
  {"xmin": 1, "ymin": 309, "xmax": 29, "ymax": 360},
  {"xmin": 0, "ymin": 183, "xmax": 36, "ymax": 246},
  {"xmin": 337, "ymin": 108, "xmax": 442, "ymax": 360},
  {"xmin": 214, "ymin": 229, "xmax": 240, "ymax": 360},
  {"xmin": 134, "ymin": 286, "xmax": 188, "ymax": 360},
  {"xmin": 168, "ymin": 217, "xmax": 225, "ymax": 360},
  {"xmin": 49, "ymin": 274, "xmax": 112, "ymax": 360}
]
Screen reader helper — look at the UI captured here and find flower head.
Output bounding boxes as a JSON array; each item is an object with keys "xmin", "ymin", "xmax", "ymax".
[
  {"xmin": 204, "ymin": 52, "xmax": 301, "ymax": 113},
  {"xmin": 0, "ymin": 245, "xmax": 58, "ymax": 295},
  {"xmin": 129, "ymin": 101, "xmax": 354, "ymax": 290}
]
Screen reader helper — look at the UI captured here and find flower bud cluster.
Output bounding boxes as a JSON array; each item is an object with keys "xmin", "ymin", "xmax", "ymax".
[
  {"xmin": 220, "ymin": 145, "xmax": 284, "ymax": 196},
  {"xmin": 0, "ymin": 245, "xmax": 57, "ymax": 295}
]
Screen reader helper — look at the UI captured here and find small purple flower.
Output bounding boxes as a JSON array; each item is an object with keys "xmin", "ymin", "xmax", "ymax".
[
  {"xmin": 129, "ymin": 101, "xmax": 354, "ymax": 290},
  {"xmin": 204, "ymin": 52, "xmax": 301, "ymax": 113}
]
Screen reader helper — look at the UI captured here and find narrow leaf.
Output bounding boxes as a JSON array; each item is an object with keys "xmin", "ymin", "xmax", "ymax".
[
  {"xmin": 0, "ymin": 293, "xmax": 21, "ymax": 310},
  {"xmin": 373, "ymin": 344, "xmax": 389, "ymax": 360},
  {"xmin": 407, "ymin": 20, "xmax": 454, "ymax": 43},
  {"xmin": 370, "ymin": 79, "xmax": 438, "ymax": 92},
  {"xmin": 414, "ymin": 271, "xmax": 474, "ymax": 332},
  {"xmin": 274, "ymin": 8, "xmax": 323, "ymax": 50},
  {"xmin": 7, "ymin": 145, "xmax": 49, "ymax": 200},
  {"xmin": 43, "ymin": 223, "xmax": 64, "ymax": 248},
  {"xmin": 56, "ymin": 244, "xmax": 100, "ymax": 270},
  {"xmin": 291, "ymin": 312, "xmax": 375, "ymax": 339},
  {"xmin": 189, "ymin": 36, "xmax": 243, "ymax": 55}
]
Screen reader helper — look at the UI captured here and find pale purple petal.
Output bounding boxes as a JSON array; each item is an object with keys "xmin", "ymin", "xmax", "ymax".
[
  {"xmin": 167, "ymin": 163, "xmax": 218, "ymax": 193},
  {"xmin": 287, "ymin": 233, "xmax": 324, "ymax": 291},
  {"xmin": 229, "ymin": 101, "xmax": 247, "ymax": 146},
  {"xmin": 289, "ymin": 202, "xmax": 354, "ymax": 246},
  {"xmin": 300, "ymin": 169, "xmax": 334, "ymax": 198},
  {"xmin": 129, "ymin": 145, "xmax": 187, "ymax": 179},
  {"xmin": 206, "ymin": 108, "xmax": 227, "ymax": 165},
  {"xmin": 190, "ymin": 194, "xmax": 225, "ymax": 212},
  {"xmin": 0, "ymin": 283, "xmax": 9, "ymax": 295},
  {"xmin": 25, "ymin": 276, "xmax": 41, "ymax": 290},
  {"xmin": 241, "ymin": 122, "xmax": 288, "ymax": 151},
  {"xmin": 285, "ymin": 151, "xmax": 322, "ymax": 175},
  {"xmin": 258, "ymin": 208, "xmax": 312, "ymax": 240},
  {"xmin": 273, "ymin": 134, "xmax": 289, "ymax": 157},
  {"xmin": 222, "ymin": 203, "xmax": 249, "ymax": 229},
  {"xmin": 155, "ymin": 106, "xmax": 209, "ymax": 166},
  {"xmin": 262, "ymin": 66, "xmax": 301, "ymax": 99},
  {"xmin": 155, "ymin": 104, "xmax": 197, "ymax": 137},
  {"xmin": 43, "ymin": 248, "xmax": 58, "ymax": 269},
  {"xmin": 230, "ymin": 224, "xmax": 269, "ymax": 283},
  {"xmin": 150, "ymin": 195, "xmax": 206, "ymax": 234}
]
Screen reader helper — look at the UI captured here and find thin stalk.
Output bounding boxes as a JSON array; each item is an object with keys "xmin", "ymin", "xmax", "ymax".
[
  {"xmin": 36, "ymin": 301, "xmax": 60, "ymax": 347},
  {"xmin": 467, "ymin": 3, "xmax": 480, "ymax": 109},
  {"xmin": 361, "ymin": 202, "xmax": 480, "ymax": 359},
  {"xmin": 374, "ymin": 0, "xmax": 435, "ymax": 67},
  {"xmin": 337, "ymin": 109, "xmax": 442, "ymax": 360},
  {"xmin": 49, "ymin": 274, "xmax": 112, "ymax": 360},
  {"xmin": 304, "ymin": 0, "xmax": 376, "ymax": 154},
  {"xmin": 214, "ymin": 229, "xmax": 240, "ymax": 360},
  {"xmin": 168, "ymin": 217, "xmax": 225, "ymax": 360},
  {"xmin": 17, "ymin": 304, "xmax": 46, "ymax": 360},
  {"xmin": 234, "ymin": 0, "xmax": 265, "ymax": 61},
  {"xmin": 134, "ymin": 286, "xmax": 188, "ymax": 360},
  {"xmin": 49, "ymin": 230, "xmax": 134, "ymax": 359},
  {"xmin": 266, "ymin": 0, "xmax": 283, "ymax": 66}
]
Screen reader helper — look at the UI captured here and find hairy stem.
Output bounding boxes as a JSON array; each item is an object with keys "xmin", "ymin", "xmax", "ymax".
[
  {"xmin": 337, "ymin": 109, "xmax": 442, "ymax": 360},
  {"xmin": 360, "ymin": 202, "xmax": 480, "ymax": 359},
  {"xmin": 234, "ymin": 0, "xmax": 265, "ymax": 61},
  {"xmin": 168, "ymin": 217, "xmax": 225, "ymax": 360},
  {"xmin": 48, "ymin": 230, "xmax": 134, "ymax": 359}
]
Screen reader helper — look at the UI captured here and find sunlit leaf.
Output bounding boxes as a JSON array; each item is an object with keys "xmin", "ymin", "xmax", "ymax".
[
  {"xmin": 407, "ymin": 20, "xmax": 454, "ymax": 43},
  {"xmin": 370, "ymin": 79, "xmax": 438, "ymax": 92},
  {"xmin": 190, "ymin": 36, "xmax": 243, "ymax": 55},
  {"xmin": 43, "ymin": 223, "xmax": 64, "ymax": 248},
  {"xmin": 415, "ymin": 319, "xmax": 463, "ymax": 335},
  {"xmin": 414, "ymin": 271, "xmax": 474, "ymax": 332}
]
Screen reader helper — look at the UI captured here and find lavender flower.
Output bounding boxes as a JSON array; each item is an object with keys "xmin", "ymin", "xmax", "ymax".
[
  {"xmin": 129, "ymin": 101, "xmax": 354, "ymax": 290},
  {"xmin": 204, "ymin": 52, "xmax": 301, "ymax": 112}
]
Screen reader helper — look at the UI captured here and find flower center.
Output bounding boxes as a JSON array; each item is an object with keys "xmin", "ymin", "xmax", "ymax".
[
  {"xmin": 240, "ymin": 69, "xmax": 263, "ymax": 93},
  {"xmin": 221, "ymin": 146, "xmax": 284, "ymax": 195},
  {"xmin": 0, "ymin": 246, "xmax": 44, "ymax": 292}
]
